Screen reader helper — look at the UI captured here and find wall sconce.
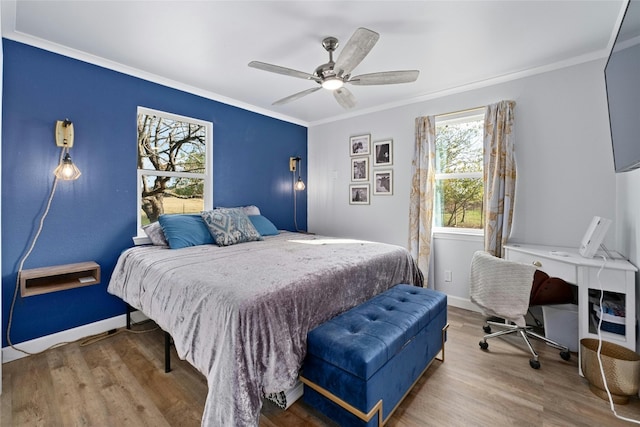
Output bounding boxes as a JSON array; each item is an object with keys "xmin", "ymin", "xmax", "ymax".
[
  {"xmin": 289, "ymin": 156, "xmax": 306, "ymax": 191},
  {"xmin": 53, "ymin": 119, "xmax": 81, "ymax": 180},
  {"xmin": 7, "ymin": 118, "xmax": 81, "ymax": 351},
  {"xmin": 290, "ymin": 156, "xmax": 306, "ymax": 232}
]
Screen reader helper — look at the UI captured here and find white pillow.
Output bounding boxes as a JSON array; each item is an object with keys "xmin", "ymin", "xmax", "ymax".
[
  {"xmin": 242, "ymin": 205, "xmax": 261, "ymax": 216},
  {"xmin": 216, "ymin": 205, "xmax": 261, "ymax": 216},
  {"xmin": 143, "ymin": 222, "xmax": 168, "ymax": 246}
]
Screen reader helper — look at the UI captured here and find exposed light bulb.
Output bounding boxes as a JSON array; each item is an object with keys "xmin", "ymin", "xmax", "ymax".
[
  {"xmin": 54, "ymin": 152, "xmax": 82, "ymax": 180},
  {"xmin": 294, "ymin": 177, "xmax": 306, "ymax": 191}
]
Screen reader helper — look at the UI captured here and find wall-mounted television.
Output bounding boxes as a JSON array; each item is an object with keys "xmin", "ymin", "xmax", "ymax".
[{"xmin": 605, "ymin": 0, "xmax": 640, "ymax": 173}]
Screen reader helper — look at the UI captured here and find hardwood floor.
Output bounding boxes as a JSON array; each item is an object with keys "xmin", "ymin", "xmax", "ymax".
[{"xmin": 3, "ymin": 306, "xmax": 640, "ymax": 426}]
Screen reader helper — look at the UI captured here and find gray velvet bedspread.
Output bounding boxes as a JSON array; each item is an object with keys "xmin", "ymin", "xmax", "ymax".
[{"xmin": 107, "ymin": 232, "xmax": 423, "ymax": 426}]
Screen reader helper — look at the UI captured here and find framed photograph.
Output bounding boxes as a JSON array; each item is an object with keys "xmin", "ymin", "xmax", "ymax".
[
  {"xmin": 373, "ymin": 139, "xmax": 393, "ymax": 166},
  {"xmin": 349, "ymin": 184, "xmax": 370, "ymax": 205},
  {"xmin": 373, "ymin": 170, "xmax": 393, "ymax": 195},
  {"xmin": 350, "ymin": 134, "xmax": 371, "ymax": 156},
  {"xmin": 351, "ymin": 157, "xmax": 369, "ymax": 181}
]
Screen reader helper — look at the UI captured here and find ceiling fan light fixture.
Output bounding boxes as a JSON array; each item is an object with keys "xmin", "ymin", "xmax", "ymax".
[
  {"xmin": 249, "ymin": 27, "xmax": 418, "ymax": 109},
  {"xmin": 321, "ymin": 77, "xmax": 344, "ymax": 91}
]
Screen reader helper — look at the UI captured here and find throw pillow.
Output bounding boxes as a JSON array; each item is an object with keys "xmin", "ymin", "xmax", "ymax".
[
  {"xmin": 215, "ymin": 205, "xmax": 261, "ymax": 216},
  {"xmin": 242, "ymin": 205, "xmax": 261, "ymax": 216},
  {"xmin": 201, "ymin": 208, "xmax": 263, "ymax": 246},
  {"xmin": 248, "ymin": 215, "xmax": 279, "ymax": 236},
  {"xmin": 143, "ymin": 221, "xmax": 168, "ymax": 246},
  {"xmin": 158, "ymin": 214, "xmax": 215, "ymax": 249}
]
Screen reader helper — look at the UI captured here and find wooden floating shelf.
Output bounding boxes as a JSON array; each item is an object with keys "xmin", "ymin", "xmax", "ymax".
[{"xmin": 20, "ymin": 261, "xmax": 101, "ymax": 297}]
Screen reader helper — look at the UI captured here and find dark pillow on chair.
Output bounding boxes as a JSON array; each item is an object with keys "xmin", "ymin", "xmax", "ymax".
[{"xmin": 530, "ymin": 270, "xmax": 574, "ymax": 306}]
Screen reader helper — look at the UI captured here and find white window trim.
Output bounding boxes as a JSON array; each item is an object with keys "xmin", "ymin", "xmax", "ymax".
[
  {"xmin": 434, "ymin": 109, "xmax": 485, "ymax": 236},
  {"xmin": 432, "ymin": 226, "xmax": 484, "ymax": 237},
  {"xmin": 135, "ymin": 106, "xmax": 213, "ymax": 240},
  {"xmin": 434, "ymin": 171, "xmax": 482, "ymax": 180}
]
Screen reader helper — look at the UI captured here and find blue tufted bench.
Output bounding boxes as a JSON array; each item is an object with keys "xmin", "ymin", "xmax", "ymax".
[{"xmin": 300, "ymin": 284, "xmax": 448, "ymax": 427}]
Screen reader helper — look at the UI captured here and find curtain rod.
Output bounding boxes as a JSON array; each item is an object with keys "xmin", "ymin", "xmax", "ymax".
[{"xmin": 435, "ymin": 105, "xmax": 485, "ymax": 119}]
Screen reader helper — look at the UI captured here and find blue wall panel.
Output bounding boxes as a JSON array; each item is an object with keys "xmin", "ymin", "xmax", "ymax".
[{"xmin": 1, "ymin": 39, "xmax": 307, "ymax": 347}]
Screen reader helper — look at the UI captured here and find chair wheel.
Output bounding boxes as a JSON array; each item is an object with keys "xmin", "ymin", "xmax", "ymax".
[
  {"xmin": 483, "ymin": 325, "xmax": 492, "ymax": 333},
  {"xmin": 530, "ymin": 359, "xmax": 541, "ymax": 369},
  {"xmin": 479, "ymin": 341, "xmax": 489, "ymax": 350},
  {"xmin": 560, "ymin": 351, "xmax": 571, "ymax": 361}
]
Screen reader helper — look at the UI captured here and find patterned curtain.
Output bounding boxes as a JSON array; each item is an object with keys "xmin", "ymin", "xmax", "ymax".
[
  {"xmin": 408, "ymin": 116, "xmax": 436, "ymax": 282},
  {"xmin": 483, "ymin": 100, "xmax": 517, "ymax": 257}
]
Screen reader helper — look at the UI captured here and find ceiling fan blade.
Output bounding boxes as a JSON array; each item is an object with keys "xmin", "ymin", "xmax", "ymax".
[
  {"xmin": 348, "ymin": 70, "xmax": 420, "ymax": 85},
  {"xmin": 333, "ymin": 87, "xmax": 357, "ymax": 109},
  {"xmin": 249, "ymin": 61, "xmax": 320, "ymax": 82},
  {"xmin": 272, "ymin": 87, "xmax": 321, "ymax": 106},
  {"xmin": 334, "ymin": 28, "xmax": 380, "ymax": 76}
]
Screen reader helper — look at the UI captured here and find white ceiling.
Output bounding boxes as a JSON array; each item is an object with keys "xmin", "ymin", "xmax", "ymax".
[{"xmin": 0, "ymin": 1, "xmax": 629, "ymax": 126}]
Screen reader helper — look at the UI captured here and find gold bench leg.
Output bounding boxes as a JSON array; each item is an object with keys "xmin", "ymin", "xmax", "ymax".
[
  {"xmin": 435, "ymin": 323, "xmax": 449, "ymax": 362},
  {"xmin": 299, "ymin": 376, "xmax": 384, "ymax": 427}
]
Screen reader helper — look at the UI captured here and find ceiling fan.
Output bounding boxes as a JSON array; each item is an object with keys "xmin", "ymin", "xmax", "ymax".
[{"xmin": 248, "ymin": 28, "xmax": 420, "ymax": 109}]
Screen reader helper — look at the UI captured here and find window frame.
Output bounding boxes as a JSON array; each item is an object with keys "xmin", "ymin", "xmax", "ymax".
[
  {"xmin": 134, "ymin": 106, "xmax": 213, "ymax": 242},
  {"xmin": 433, "ymin": 109, "xmax": 485, "ymax": 235}
]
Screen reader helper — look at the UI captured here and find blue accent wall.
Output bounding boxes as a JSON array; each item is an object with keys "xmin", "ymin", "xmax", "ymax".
[{"xmin": 1, "ymin": 39, "xmax": 307, "ymax": 347}]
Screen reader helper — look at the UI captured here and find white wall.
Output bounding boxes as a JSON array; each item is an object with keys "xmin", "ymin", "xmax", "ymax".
[
  {"xmin": 432, "ymin": 233, "xmax": 483, "ymax": 308},
  {"xmin": 616, "ymin": 170, "xmax": 640, "ymax": 331},
  {"xmin": 617, "ymin": 170, "xmax": 640, "ymax": 262},
  {"xmin": 308, "ymin": 58, "xmax": 618, "ymax": 303}
]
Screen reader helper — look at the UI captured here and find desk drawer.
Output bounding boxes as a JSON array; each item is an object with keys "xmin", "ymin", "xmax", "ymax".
[
  {"xmin": 506, "ymin": 251, "xmax": 577, "ymax": 283},
  {"xmin": 585, "ymin": 267, "xmax": 629, "ymax": 294}
]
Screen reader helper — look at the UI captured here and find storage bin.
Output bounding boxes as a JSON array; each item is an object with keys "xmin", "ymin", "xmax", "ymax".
[
  {"xmin": 593, "ymin": 304, "xmax": 626, "ymax": 335},
  {"xmin": 542, "ymin": 303, "xmax": 578, "ymax": 352},
  {"xmin": 302, "ymin": 285, "xmax": 448, "ymax": 427}
]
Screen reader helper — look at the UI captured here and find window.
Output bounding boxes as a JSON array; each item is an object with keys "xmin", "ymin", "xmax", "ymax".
[
  {"xmin": 137, "ymin": 107, "xmax": 212, "ymax": 235},
  {"xmin": 434, "ymin": 110, "xmax": 484, "ymax": 231}
]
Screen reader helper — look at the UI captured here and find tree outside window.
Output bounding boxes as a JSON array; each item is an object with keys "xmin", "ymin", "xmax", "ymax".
[
  {"xmin": 137, "ymin": 107, "xmax": 212, "ymax": 231},
  {"xmin": 434, "ymin": 113, "xmax": 484, "ymax": 230}
]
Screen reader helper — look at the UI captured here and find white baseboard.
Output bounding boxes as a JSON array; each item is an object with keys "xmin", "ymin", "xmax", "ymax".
[
  {"xmin": 2, "ymin": 311, "xmax": 148, "ymax": 363},
  {"xmin": 447, "ymin": 295, "xmax": 481, "ymax": 312}
]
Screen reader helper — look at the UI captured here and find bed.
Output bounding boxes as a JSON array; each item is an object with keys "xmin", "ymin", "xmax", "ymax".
[{"xmin": 107, "ymin": 230, "xmax": 423, "ymax": 426}]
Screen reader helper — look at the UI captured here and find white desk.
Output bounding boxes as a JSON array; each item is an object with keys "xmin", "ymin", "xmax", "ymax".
[{"xmin": 504, "ymin": 244, "xmax": 638, "ymax": 362}]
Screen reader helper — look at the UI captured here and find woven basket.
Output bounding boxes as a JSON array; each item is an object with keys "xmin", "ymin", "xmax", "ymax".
[{"xmin": 580, "ymin": 338, "xmax": 640, "ymax": 404}]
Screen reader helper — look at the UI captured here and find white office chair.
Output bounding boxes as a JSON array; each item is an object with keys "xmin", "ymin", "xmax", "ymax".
[{"xmin": 469, "ymin": 251, "xmax": 571, "ymax": 369}]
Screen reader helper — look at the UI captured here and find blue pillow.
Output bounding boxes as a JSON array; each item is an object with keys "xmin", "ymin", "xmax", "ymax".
[
  {"xmin": 249, "ymin": 215, "xmax": 279, "ymax": 236},
  {"xmin": 158, "ymin": 214, "xmax": 215, "ymax": 249}
]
